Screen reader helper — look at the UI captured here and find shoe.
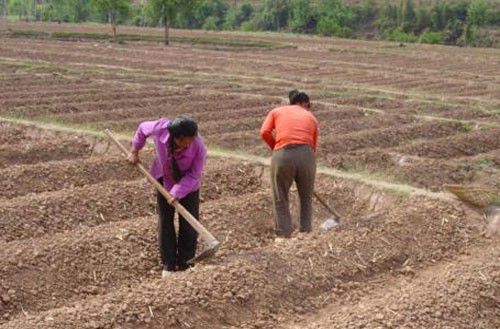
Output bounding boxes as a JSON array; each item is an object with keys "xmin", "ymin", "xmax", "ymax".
[
  {"xmin": 274, "ymin": 236, "xmax": 288, "ymax": 245},
  {"xmin": 161, "ymin": 265, "xmax": 175, "ymax": 278}
]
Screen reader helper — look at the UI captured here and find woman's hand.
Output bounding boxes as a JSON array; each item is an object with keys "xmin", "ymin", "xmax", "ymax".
[{"xmin": 128, "ymin": 149, "xmax": 140, "ymax": 164}]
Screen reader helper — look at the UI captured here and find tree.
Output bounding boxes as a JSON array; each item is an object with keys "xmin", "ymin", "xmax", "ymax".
[
  {"xmin": 415, "ymin": 7, "xmax": 431, "ymax": 33},
  {"xmin": 376, "ymin": 2, "xmax": 398, "ymax": 32},
  {"xmin": 146, "ymin": 0, "xmax": 199, "ymax": 45},
  {"xmin": 317, "ymin": 0, "xmax": 354, "ymax": 37},
  {"xmin": 92, "ymin": 0, "xmax": 131, "ymax": 41},
  {"xmin": 223, "ymin": 2, "xmax": 253, "ymax": 30},
  {"xmin": 359, "ymin": 0, "xmax": 377, "ymax": 22},
  {"xmin": 467, "ymin": 0, "xmax": 488, "ymax": 27},
  {"xmin": 8, "ymin": 0, "xmax": 32, "ymax": 20},
  {"xmin": 251, "ymin": 0, "xmax": 290, "ymax": 31},
  {"xmin": 195, "ymin": 0, "xmax": 227, "ymax": 30},
  {"xmin": 289, "ymin": 0, "xmax": 316, "ymax": 33},
  {"xmin": 431, "ymin": 2, "xmax": 446, "ymax": 31},
  {"xmin": 400, "ymin": 0, "xmax": 416, "ymax": 32},
  {"xmin": 1, "ymin": 0, "xmax": 8, "ymax": 18}
]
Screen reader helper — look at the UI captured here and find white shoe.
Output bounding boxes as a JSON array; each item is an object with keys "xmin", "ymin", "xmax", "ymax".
[
  {"xmin": 162, "ymin": 270, "xmax": 174, "ymax": 278},
  {"xmin": 274, "ymin": 237, "xmax": 288, "ymax": 245}
]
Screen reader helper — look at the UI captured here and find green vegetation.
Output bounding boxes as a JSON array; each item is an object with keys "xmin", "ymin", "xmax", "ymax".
[
  {"xmin": 91, "ymin": 0, "xmax": 131, "ymax": 40},
  {"xmin": 2, "ymin": 0, "xmax": 499, "ymax": 47},
  {"xmin": 459, "ymin": 121, "xmax": 474, "ymax": 132},
  {"xmin": 7, "ymin": 29, "xmax": 291, "ymax": 48},
  {"xmin": 145, "ymin": 0, "xmax": 198, "ymax": 45}
]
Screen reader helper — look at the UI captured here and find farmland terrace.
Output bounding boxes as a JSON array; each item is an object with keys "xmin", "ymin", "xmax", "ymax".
[{"xmin": 0, "ymin": 22, "xmax": 499, "ymax": 329}]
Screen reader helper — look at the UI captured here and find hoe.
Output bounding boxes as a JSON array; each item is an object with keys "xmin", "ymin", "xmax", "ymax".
[
  {"xmin": 313, "ymin": 191, "xmax": 342, "ymax": 230},
  {"xmin": 105, "ymin": 129, "xmax": 220, "ymax": 264}
]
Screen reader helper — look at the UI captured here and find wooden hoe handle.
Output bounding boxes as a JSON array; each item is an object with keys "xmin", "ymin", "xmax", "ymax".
[
  {"xmin": 313, "ymin": 191, "xmax": 342, "ymax": 220},
  {"xmin": 104, "ymin": 129, "xmax": 219, "ymax": 247}
]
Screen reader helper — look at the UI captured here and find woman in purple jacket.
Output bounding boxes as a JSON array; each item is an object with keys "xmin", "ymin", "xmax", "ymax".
[{"xmin": 129, "ymin": 116, "xmax": 207, "ymax": 277}]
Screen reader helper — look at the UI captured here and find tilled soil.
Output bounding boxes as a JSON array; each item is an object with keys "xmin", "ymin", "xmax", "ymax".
[
  {"xmin": 0, "ymin": 164, "xmax": 265, "ymax": 243},
  {"xmin": 0, "ymin": 190, "xmax": 275, "ymax": 321},
  {"xmin": 0, "ymin": 138, "xmax": 94, "ymax": 169},
  {"xmin": 287, "ymin": 242, "xmax": 499, "ymax": 329},
  {"xmin": 0, "ymin": 192, "xmax": 486, "ymax": 329},
  {"xmin": 400, "ymin": 127, "xmax": 500, "ymax": 159},
  {"xmin": 1, "ymin": 25, "xmax": 499, "ymax": 328},
  {"xmin": 0, "ymin": 124, "xmax": 493, "ymax": 329},
  {"xmin": 321, "ymin": 120, "xmax": 463, "ymax": 154}
]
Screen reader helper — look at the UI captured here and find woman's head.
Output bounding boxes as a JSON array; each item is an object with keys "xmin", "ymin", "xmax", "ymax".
[
  {"xmin": 289, "ymin": 90, "xmax": 311, "ymax": 109},
  {"xmin": 167, "ymin": 116, "xmax": 198, "ymax": 149}
]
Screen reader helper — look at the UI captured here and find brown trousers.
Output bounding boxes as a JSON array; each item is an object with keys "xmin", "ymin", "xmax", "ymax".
[{"xmin": 271, "ymin": 144, "xmax": 316, "ymax": 237}]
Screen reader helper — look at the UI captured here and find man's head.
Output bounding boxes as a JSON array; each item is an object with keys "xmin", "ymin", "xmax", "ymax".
[{"xmin": 289, "ymin": 89, "xmax": 311, "ymax": 109}]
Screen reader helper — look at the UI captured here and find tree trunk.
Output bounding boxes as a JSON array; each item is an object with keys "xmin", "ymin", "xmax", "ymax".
[
  {"xmin": 140, "ymin": 0, "xmax": 145, "ymax": 27},
  {"xmin": 164, "ymin": 14, "xmax": 169, "ymax": 46},
  {"xmin": 1, "ymin": 0, "xmax": 7, "ymax": 19},
  {"xmin": 110, "ymin": 10, "xmax": 117, "ymax": 42}
]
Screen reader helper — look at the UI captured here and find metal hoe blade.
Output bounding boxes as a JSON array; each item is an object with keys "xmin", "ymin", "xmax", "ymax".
[
  {"xmin": 187, "ymin": 240, "xmax": 220, "ymax": 265},
  {"xmin": 320, "ymin": 217, "xmax": 341, "ymax": 231}
]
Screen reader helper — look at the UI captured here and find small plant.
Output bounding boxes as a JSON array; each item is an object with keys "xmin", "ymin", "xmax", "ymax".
[
  {"xmin": 459, "ymin": 122, "xmax": 473, "ymax": 133},
  {"xmin": 475, "ymin": 158, "xmax": 494, "ymax": 169}
]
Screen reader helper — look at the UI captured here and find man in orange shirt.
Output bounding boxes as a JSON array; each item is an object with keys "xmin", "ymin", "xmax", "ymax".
[{"xmin": 260, "ymin": 90, "xmax": 319, "ymax": 238}]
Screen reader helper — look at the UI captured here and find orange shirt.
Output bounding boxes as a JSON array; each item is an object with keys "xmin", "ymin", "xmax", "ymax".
[{"xmin": 260, "ymin": 105, "xmax": 319, "ymax": 152}]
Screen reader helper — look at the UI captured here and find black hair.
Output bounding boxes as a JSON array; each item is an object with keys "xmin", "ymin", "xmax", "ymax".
[
  {"xmin": 167, "ymin": 116, "xmax": 198, "ymax": 182},
  {"xmin": 167, "ymin": 116, "xmax": 198, "ymax": 140},
  {"xmin": 289, "ymin": 90, "xmax": 310, "ymax": 106},
  {"xmin": 288, "ymin": 89, "xmax": 299, "ymax": 104}
]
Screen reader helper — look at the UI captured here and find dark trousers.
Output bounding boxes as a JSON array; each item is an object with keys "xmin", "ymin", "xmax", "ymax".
[
  {"xmin": 271, "ymin": 144, "xmax": 316, "ymax": 237},
  {"xmin": 157, "ymin": 178, "xmax": 200, "ymax": 271}
]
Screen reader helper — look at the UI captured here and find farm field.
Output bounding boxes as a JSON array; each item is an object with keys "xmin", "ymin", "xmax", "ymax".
[{"xmin": 0, "ymin": 22, "xmax": 499, "ymax": 328}]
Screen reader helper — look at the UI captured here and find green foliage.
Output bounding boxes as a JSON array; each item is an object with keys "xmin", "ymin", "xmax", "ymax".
[
  {"xmin": 467, "ymin": 0, "xmax": 489, "ymax": 27},
  {"xmin": 1, "ymin": 0, "xmax": 8, "ymax": 16},
  {"xmin": 359, "ymin": 0, "xmax": 378, "ymax": 22},
  {"xmin": 145, "ymin": 0, "xmax": 176, "ymax": 24},
  {"xmin": 250, "ymin": 0, "xmax": 290, "ymax": 31},
  {"xmin": 145, "ymin": 0, "xmax": 199, "ymax": 27},
  {"xmin": 415, "ymin": 7, "xmax": 431, "ymax": 33},
  {"xmin": 41, "ymin": 0, "xmax": 93, "ymax": 23},
  {"xmin": 8, "ymin": 0, "xmax": 33, "ymax": 20},
  {"xmin": 192, "ymin": 0, "xmax": 228, "ymax": 29},
  {"xmin": 463, "ymin": 22, "xmax": 477, "ymax": 44},
  {"xmin": 5, "ymin": 0, "xmax": 499, "ymax": 48},
  {"xmin": 223, "ymin": 2, "xmax": 253, "ymax": 30},
  {"xmin": 9, "ymin": 29, "xmax": 49, "ymax": 37},
  {"xmin": 488, "ymin": 6, "xmax": 500, "ymax": 24},
  {"xmin": 459, "ymin": 121, "xmax": 473, "ymax": 132},
  {"xmin": 443, "ymin": 18, "xmax": 465, "ymax": 44},
  {"xmin": 419, "ymin": 31, "xmax": 443, "ymax": 44},
  {"xmin": 240, "ymin": 19, "xmax": 258, "ymax": 32},
  {"xmin": 376, "ymin": 3, "xmax": 398, "ymax": 31},
  {"xmin": 91, "ymin": 0, "xmax": 131, "ymax": 23},
  {"xmin": 202, "ymin": 15, "xmax": 219, "ymax": 30},
  {"xmin": 144, "ymin": 0, "xmax": 200, "ymax": 44},
  {"xmin": 317, "ymin": 0, "xmax": 354, "ymax": 37},
  {"xmin": 431, "ymin": 2, "xmax": 447, "ymax": 30},
  {"xmin": 401, "ymin": 0, "xmax": 416, "ymax": 31},
  {"xmin": 387, "ymin": 28, "xmax": 418, "ymax": 43},
  {"xmin": 289, "ymin": 0, "xmax": 316, "ymax": 33}
]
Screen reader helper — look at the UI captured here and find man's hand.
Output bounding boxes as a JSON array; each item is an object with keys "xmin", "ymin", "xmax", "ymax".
[{"xmin": 128, "ymin": 149, "xmax": 140, "ymax": 164}]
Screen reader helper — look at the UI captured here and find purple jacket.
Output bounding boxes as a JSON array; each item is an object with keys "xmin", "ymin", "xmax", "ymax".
[{"xmin": 131, "ymin": 118, "xmax": 207, "ymax": 200}]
